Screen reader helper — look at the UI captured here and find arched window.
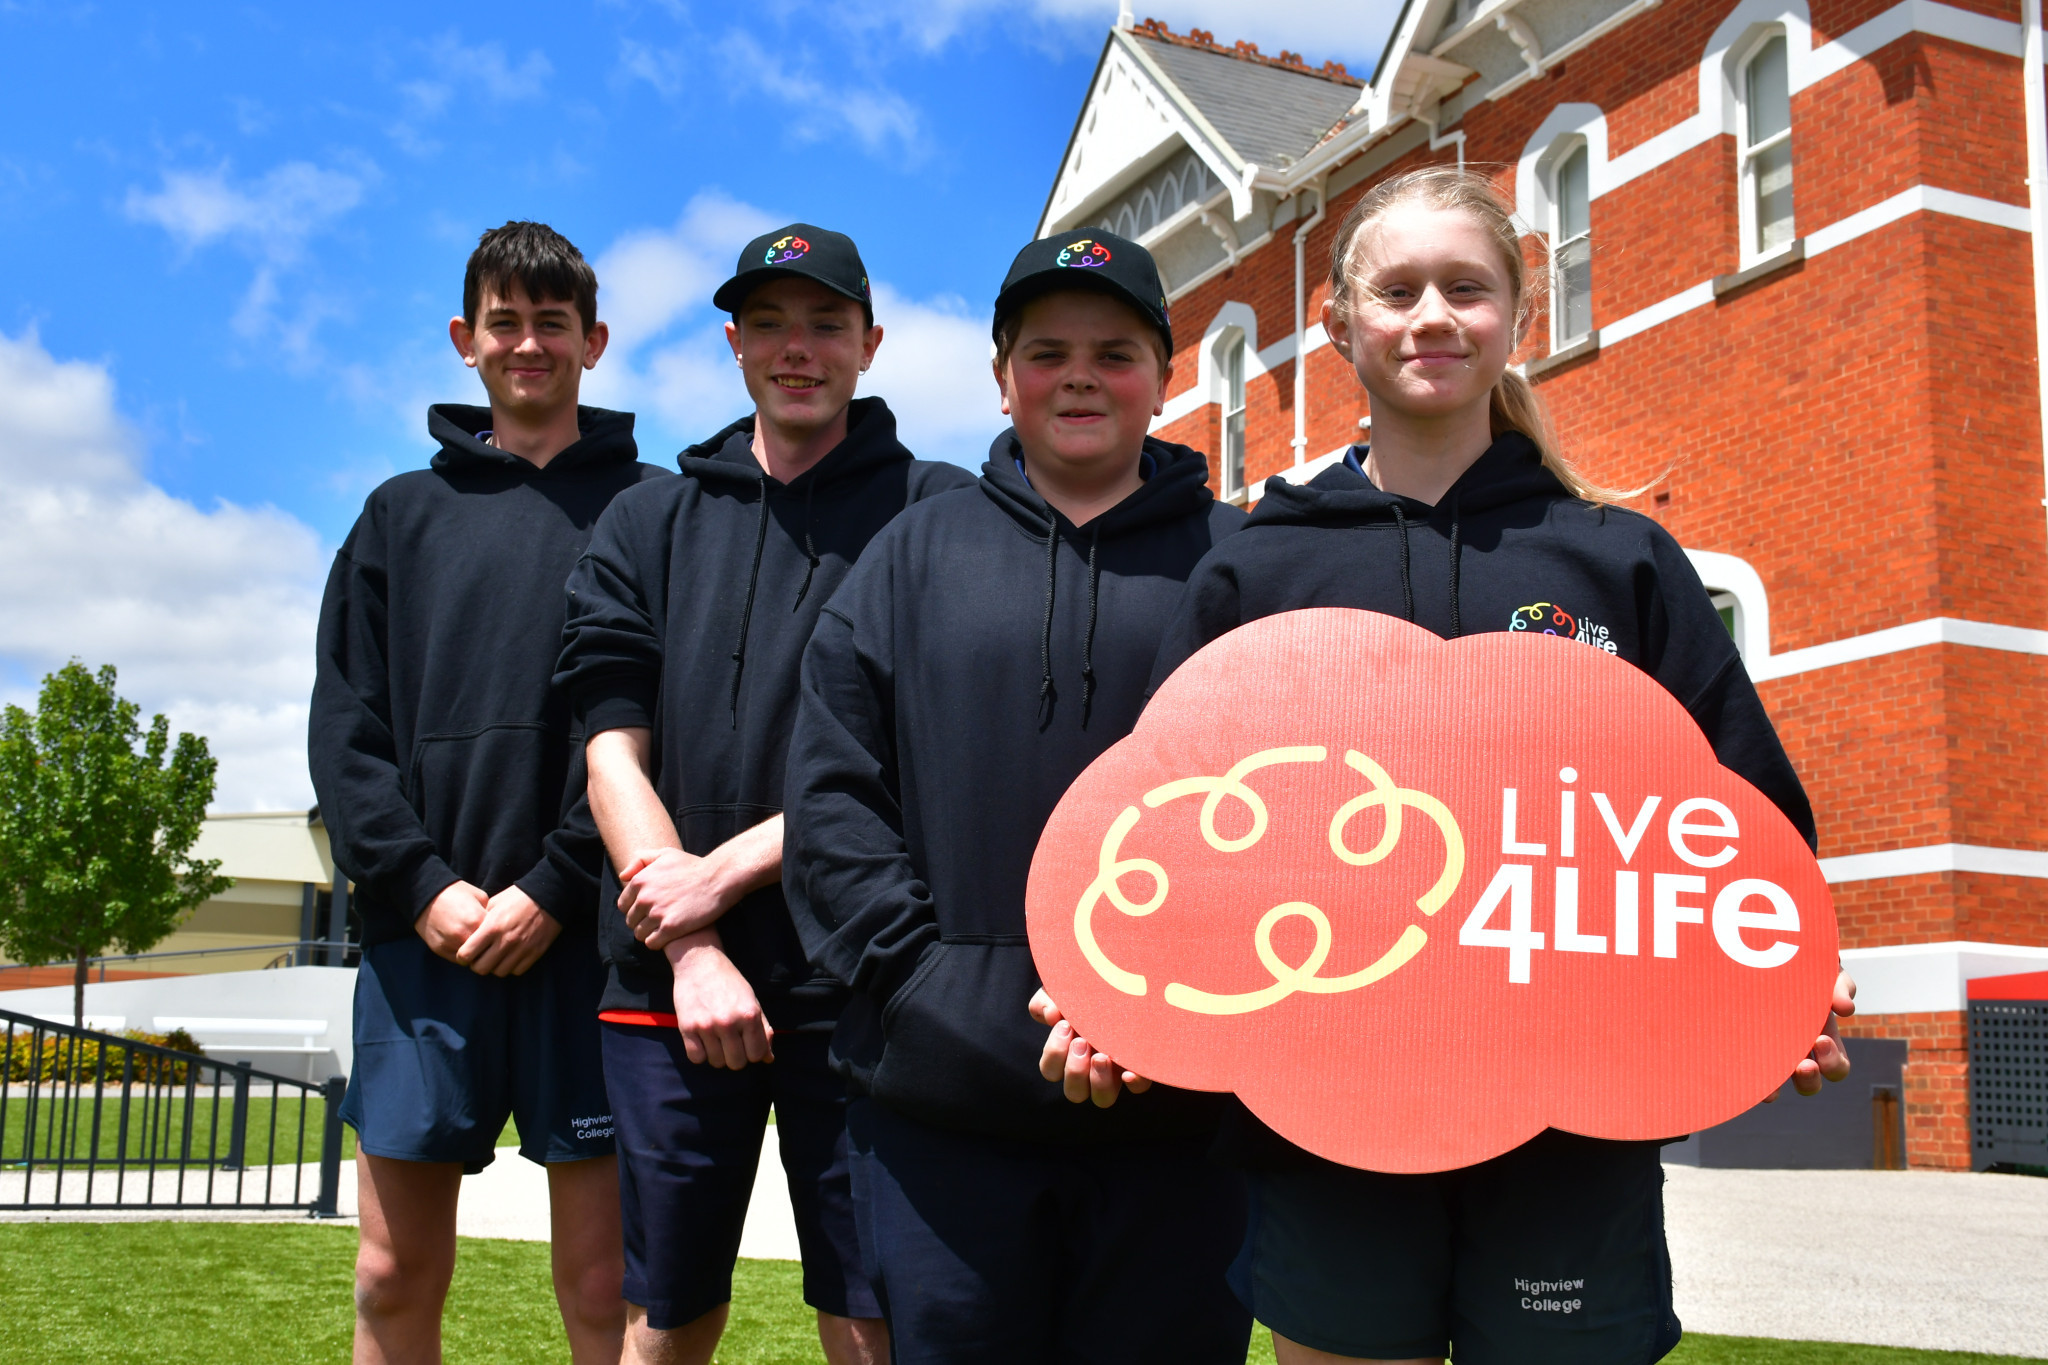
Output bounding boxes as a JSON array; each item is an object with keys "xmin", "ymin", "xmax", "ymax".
[
  {"xmin": 1548, "ymin": 140, "xmax": 1592, "ymax": 347},
  {"xmin": 1738, "ymin": 31, "xmax": 1794, "ymax": 260},
  {"xmin": 1215, "ymin": 328, "xmax": 1247, "ymax": 500}
]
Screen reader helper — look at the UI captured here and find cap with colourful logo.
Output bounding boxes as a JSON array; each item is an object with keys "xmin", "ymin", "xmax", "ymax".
[
  {"xmin": 992, "ymin": 229, "xmax": 1172, "ymax": 355},
  {"xmin": 712, "ymin": 223, "xmax": 873, "ymax": 319}
]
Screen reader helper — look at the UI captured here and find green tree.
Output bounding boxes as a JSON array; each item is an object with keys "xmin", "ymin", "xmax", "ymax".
[{"xmin": 0, "ymin": 663, "xmax": 230, "ymax": 1029}]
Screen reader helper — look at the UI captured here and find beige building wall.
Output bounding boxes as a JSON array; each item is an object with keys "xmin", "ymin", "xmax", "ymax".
[{"xmin": 2, "ymin": 812, "xmax": 346, "ymax": 977}]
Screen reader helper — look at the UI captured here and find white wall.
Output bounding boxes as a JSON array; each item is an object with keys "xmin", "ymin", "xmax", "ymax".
[
  {"xmin": 0, "ymin": 965, "xmax": 355, "ymax": 1082},
  {"xmin": 1840, "ymin": 941, "xmax": 2048, "ymax": 1015}
]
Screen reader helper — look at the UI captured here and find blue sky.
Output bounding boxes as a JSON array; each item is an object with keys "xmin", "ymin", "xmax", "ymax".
[{"xmin": 0, "ymin": 0, "xmax": 1398, "ymax": 807}]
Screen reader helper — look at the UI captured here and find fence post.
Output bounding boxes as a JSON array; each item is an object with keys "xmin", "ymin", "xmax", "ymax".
[
  {"xmin": 221, "ymin": 1062, "xmax": 252, "ymax": 1171},
  {"xmin": 313, "ymin": 1075, "xmax": 346, "ymax": 1218}
]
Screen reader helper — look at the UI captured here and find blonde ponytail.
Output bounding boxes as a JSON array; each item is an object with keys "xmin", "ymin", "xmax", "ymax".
[{"xmin": 1328, "ymin": 166, "xmax": 1646, "ymax": 504}]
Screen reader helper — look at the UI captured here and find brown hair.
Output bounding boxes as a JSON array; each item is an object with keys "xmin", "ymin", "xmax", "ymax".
[
  {"xmin": 463, "ymin": 220, "xmax": 599, "ymax": 335},
  {"xmin": 1326, "ymin": 166, "xmax": 1633, "ymax": 503}
]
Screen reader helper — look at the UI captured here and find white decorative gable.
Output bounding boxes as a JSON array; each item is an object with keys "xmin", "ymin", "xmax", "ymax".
[{"xmin": 1038, "ymin": 35, "xmax": 1245, "ymax": 236}]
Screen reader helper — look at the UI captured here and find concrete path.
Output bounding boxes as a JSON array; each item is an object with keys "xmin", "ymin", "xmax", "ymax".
[{"xmin": 1664, "ymin": 1164, "xmax": 2048, "ymax": 1358}]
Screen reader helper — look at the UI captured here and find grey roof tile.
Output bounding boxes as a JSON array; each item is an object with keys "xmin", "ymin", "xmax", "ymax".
[{"xmin": 1135, "ymin": 35, "xmax": 1361, "ymax": 167}]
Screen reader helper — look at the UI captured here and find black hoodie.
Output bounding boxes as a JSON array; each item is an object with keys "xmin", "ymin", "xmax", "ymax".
[
  {"xmin": 784, "ymin": 431, "xmax": 1247, "ymax": 1145},
  {"xmin": 553, "ymin": 397, "xmax": 974, "ymax": 1024},
  {"xmin": 311, "ymin": 404, "xmax": 670, "ymax": 947},
  {"xmin": 1150, "ymin": 433, "xmax": 1817, "ymax": 1165}
]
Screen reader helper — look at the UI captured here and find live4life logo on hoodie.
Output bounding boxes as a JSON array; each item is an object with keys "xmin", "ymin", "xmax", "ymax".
[
  {"xmin": 1024, "ymin": 608, "xmax": 1837, "ymax": 1174},
  {"xmin": 1510, "ymin": 600, "xmax": 1617, "ymax": 654}
]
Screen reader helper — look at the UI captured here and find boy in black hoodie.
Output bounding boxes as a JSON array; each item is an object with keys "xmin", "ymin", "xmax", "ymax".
[
  {"xmin": 554, "ymin": 225, "xmax": 972, "ymax": 1365},
  {"xmin": 783, "ymin": 231, "xmax": 1250, "ymax": 1364},
  {"xmin": 311, "ymin": 222, "xmax": 667, "ymax": 1364}
]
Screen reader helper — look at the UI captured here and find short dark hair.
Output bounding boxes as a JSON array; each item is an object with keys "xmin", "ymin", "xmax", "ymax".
[{"xmin": 463, "ymin": 221, "xmax": 598, "ymax": 334}]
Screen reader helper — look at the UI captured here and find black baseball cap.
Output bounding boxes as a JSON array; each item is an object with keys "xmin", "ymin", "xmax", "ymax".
[
  {"xmin": 991, "ymin": 229, "xmax": 1172, "ymax": 355},
  {"xmin": 712, "ymin": 223, "xmax": 872, "ymax": 320}
]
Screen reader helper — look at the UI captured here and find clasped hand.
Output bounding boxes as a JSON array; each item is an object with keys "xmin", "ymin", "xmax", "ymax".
[
  {"xmin": 1030, "ymin": 988, "xmax": 1150, "ymax": 1108},
  {"xmin": 617, "ymin": 847, "xmax": 735, "ymax": 951},
  {"xmin": 415, "ymin": 880, "xmax": 560, "ymax": 977}
]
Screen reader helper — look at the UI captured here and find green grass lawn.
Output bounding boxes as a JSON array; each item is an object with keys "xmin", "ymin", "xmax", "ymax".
[
  {"xmin": 0, "ymin": 1223, "xmax": 2037, "ymax": 1365},
  {"xmin": 3, "ymin": 1094, "xmax": 353, "ymax": 1167}
]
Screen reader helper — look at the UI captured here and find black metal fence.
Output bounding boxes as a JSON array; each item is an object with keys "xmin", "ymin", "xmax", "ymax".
[{"xmin": 0, "ymin": 1005, "xmax": 346, "ymax": 1215}]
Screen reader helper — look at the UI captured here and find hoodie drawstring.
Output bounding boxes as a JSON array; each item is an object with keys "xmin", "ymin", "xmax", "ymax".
[
  {"xmin": 1390, "ymin": 504, "xmax": 1415, "ymax": 624},
  {"xmin": 728, "ymin": 478, "xmax": 772, "ymax": 727},
  {"xmin": 792, "ymin": 475, "xmax": 821, "ymax": 611},
  {"xmin": 1037, "ymin": 523, "xmax": 1061, "ymax": 727},
  {"xmin": 1080, "ymin": 527, "xmax": 1101, "ymax": 728},
  {"xmin": 1447, "ymin": 489, "xmax": 1464, "ymax": 639}
]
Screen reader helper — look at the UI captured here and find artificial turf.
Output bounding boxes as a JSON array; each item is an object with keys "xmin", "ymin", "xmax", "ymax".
[{"xmin": 0, "ymin": 1222, "xmax": 2035, "ymax": 1365}]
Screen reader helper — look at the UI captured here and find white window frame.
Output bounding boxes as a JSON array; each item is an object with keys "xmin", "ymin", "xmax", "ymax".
[
  {"xmin": 1686, "ymin": 549, "xmax": 1772, "ymax": 665},
  {"xmin": 1734, "ymin": 26, "xmax": 1795, "ymax": 267},
  {"xmin": 1214, "ymin": 327, "xmax": 1248, "ymax": 502},
  {"xmin": 1545, "ymin": 137, "xmax": 1593, "ymax": 349}
]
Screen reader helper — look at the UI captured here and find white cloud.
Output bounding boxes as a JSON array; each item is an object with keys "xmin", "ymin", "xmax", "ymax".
[
  {"xmin": 580, "ymin": 195, "xmax": 996, "ymax": 467},
  {"xmin": 620, "ymin": 32, "xmax": 924, "ymax": 158},
  {"xmin": 579, "ymin": 192, "xmax": 776, "ymax": 437},
  {"xmin": 400, "ymin": 33, "xmax": 554, "ymax": 117},
  {"xmin": 430, "ymin": 34, "xmax": 554, "ymax": 103},
  {"xmin": 123, "ymin": 160, "xmax": 368, "ymax": 264},
  {"xmin": 725, "ymin": 32, "xmax": 924, "ymax": 155},
  {"xmin": 0, "ymin": 329, "xmax": 325, "ymax": 812},
  {"xmin": 862, "ymin": 284, "xmax": 1001, "ymax": 466}
]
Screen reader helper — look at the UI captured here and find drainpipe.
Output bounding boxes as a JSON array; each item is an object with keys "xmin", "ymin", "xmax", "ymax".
[
  {"xmin": 1418, "ymin": 112, "xmax": 1469, "ymax": 171},
  {"xmin": 2026, "ymin": 0, "xmax": 2048, "ymax": 563},
  {"xmin": 1292, "ymin": 176, "xmax": 1329, "ymax": 466}
]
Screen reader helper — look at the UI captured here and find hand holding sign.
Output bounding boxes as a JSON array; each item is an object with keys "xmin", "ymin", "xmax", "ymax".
[{"xmin": 1024, "ymin": 609, "xmax": 1839, "ymax": 1173}]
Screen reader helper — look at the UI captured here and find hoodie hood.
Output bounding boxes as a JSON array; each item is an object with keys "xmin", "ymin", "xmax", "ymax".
[
  {"xmin": 427, "ymin": 404, "xmax": 640, "ymax": 475},
  {"xmin": 679, "ymin": 396, "xmax": 912, "ymax": 490},
  {"xmin": 677, "ymin": 397, "xmax": 920, "ymax": 718},
  {"xmin": 1244, "ymin": 431, "xmax": 1561, "ymax": 639},
  {"xmin": 979, "ymin": 430, "xmax": 1220, "ymax": 722},
  {"xmin": 1250, "ymin": 430, "xmax": 1562, "ymax": 527},
  {"xmin": 978, "ymin": 428, "xmax": 1217, "ymax": 540}
]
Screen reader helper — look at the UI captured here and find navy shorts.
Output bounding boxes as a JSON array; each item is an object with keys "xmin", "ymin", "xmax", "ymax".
[
  {"xmin": 602, "ymin": 1024, "xmax": 875, "ymax": 1330},
  {"xmin": 847, "ymin": 1097, "xmax": 1251, "ymax": 1365},
  {"xmin": 1230, "ymin": 1130, "xmax": 1681, "ymax": 1365},
  {"xmin": 340, "ymin": 932, "xmax": 614, "ymax": 1173}
]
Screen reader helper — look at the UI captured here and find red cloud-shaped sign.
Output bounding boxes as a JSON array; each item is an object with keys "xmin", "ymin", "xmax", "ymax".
[{"xmin": 1026, "ymin": 609, "xmax": 1838, "ymax": 1173}]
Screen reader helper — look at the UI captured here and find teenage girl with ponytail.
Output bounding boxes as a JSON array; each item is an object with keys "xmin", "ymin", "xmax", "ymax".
[{"xmin": 1044, "ymin": 167, "xmax": 1858, "ymax": 1364}]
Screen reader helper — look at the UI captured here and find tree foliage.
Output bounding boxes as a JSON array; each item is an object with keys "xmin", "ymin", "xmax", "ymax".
[{"xmin": 0, "ymin": 663, "xmax": 229, "ymax": 1024}]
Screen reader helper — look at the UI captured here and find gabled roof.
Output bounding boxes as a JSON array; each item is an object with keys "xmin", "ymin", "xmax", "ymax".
[
  {"xmin": 1037, "ymin": 19, "xmax": 1369, "ymax": 236},
  {"xmin": 1129, "ymin": 23, "xmax": 1363, "ymax": 169}
]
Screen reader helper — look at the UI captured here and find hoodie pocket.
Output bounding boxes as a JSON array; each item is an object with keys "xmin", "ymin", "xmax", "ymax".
[
  {"xmin": 407, "ymin": 722, "xmax": 566, "ymax": 893},
  {"xmin": 869, "ymin": 939, "xmax": 1056, "ymax": 1132}
]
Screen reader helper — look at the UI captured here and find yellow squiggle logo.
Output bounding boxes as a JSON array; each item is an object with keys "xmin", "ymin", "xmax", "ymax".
[{"xmin": 1073, "ymin": 747, "xmax": 1465, "ymax": 1015}]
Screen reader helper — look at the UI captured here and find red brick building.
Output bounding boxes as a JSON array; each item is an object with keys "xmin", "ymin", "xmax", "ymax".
[{"xmin": 1038, "ymin": 2, "xmax": 2048, "ymax": 1168}]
